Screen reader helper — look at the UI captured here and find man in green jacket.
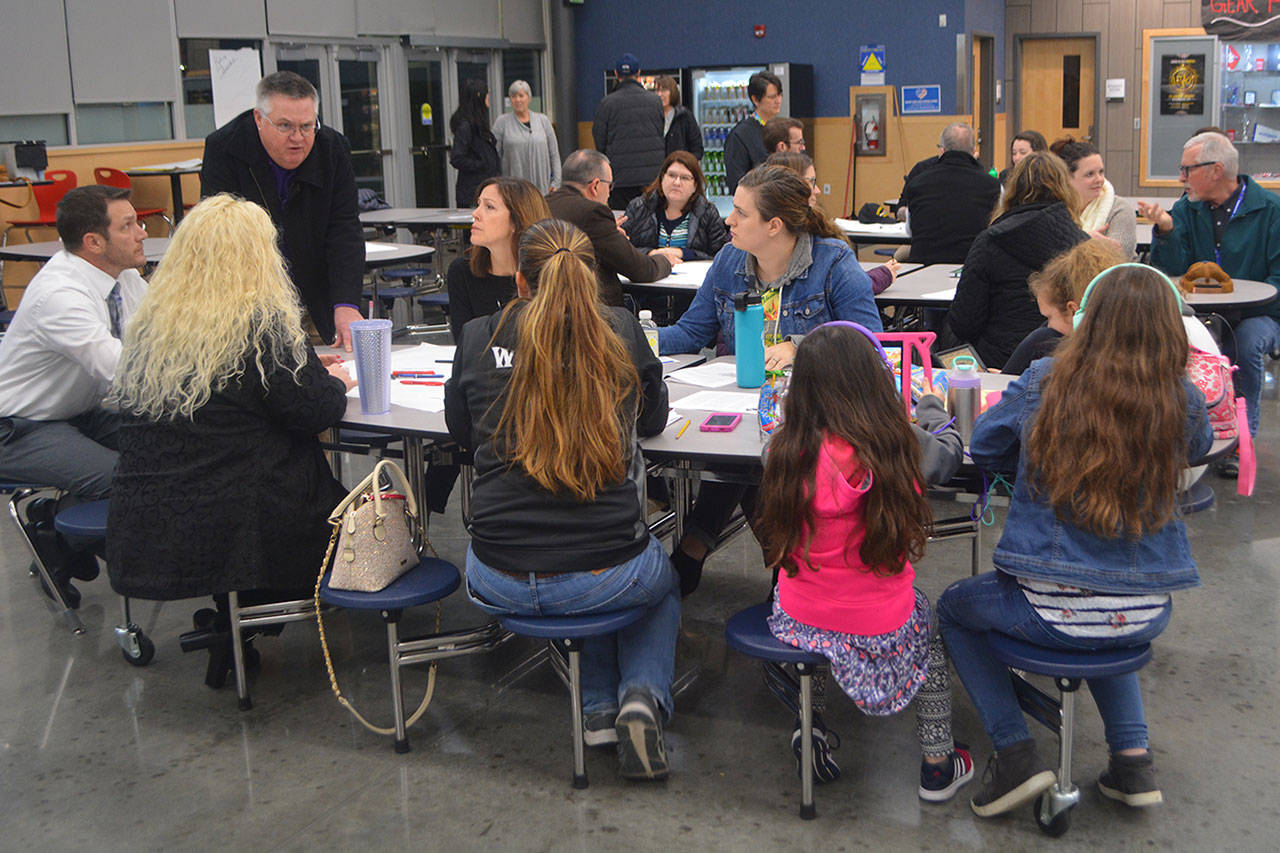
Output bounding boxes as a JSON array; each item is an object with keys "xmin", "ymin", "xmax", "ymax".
[{"xmin": 1140, "ymin": 132, "xmax": 1280, "ymax": 470}]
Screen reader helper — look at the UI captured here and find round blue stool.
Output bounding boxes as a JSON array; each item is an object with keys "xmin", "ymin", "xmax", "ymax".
[
  {"xmin": 54, "ymin": 499, "xmax": 154, "ymax": 664},
  {"xmin": 320, "ymin": 558, "xmax": 462, "ymax": 752},
  {"xmin": 498, "ymin": 607, "xmax": 648, "ymax": 789},
  {"xmin": 725, "ymin": 602, "xmax": 826, "ymax": 819},
  {"xmin": 987, "ymin": 631, "xmax": 1152, "ymax": 836}
]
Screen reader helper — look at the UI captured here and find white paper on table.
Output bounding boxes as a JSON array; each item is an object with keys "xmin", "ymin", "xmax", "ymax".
[
  {"xmin": 210, "ymin": 48, "xmax": 262, "ymax": 129},
  {"xmin": 344, "ymin": 343, "xmax": 456, "ymax": 403},
  {"xmin": 663, "ymin": 260, "xmax": 712, "ymax": 285},
  {"xmin": 673, "ymin": 390, "xmax": 760, "ymax": 414},
  {"xmin": 920, "ymin": 288, "xmax": 957, "ymax": 300},
  {"xmin": 128, "ymin": 158, "xmax": 203, "ymax": 172},
  {"xmin": 364, "ymin": 241, "xmax": 403, "ymax": 255},
  {"xmin": 665, "ymin": 361, "xmax": 739, "ymax": 387},
  {"xmin": 665, "ymin": 410, "xmax": 684, "ymax": 427}
]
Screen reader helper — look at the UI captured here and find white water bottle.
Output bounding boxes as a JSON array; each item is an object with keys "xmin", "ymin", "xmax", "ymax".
[{"xmin": 638, "ymin": 310, "xmax": 660, "ymax": 357}]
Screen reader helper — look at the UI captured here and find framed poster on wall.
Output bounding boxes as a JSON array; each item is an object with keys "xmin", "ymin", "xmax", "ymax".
[{"xmin": 1141, "ymin": 29, "xmax": 1220, "ymax": 186}]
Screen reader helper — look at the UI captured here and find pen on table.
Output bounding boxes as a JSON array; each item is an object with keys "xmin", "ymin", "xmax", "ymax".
[
  {"xmin": 391, "ymin": 371, "xmax": 443, "ymax": 378},
  {"xmin": 675, "ymin": 418, "xmax": 691, "ymax": 439},
  {"xmin": 435, "ymin": 359, "xmax": 452, "ymax": 364},
  {"xmin": 398, "ymin": 379, "xmax": 444, "ymax": 386}
]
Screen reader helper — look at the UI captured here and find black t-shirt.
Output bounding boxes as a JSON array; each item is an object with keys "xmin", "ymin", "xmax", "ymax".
[{"xmin": 446, "ymin": 256, "xmax": 516, "ymax": 345}]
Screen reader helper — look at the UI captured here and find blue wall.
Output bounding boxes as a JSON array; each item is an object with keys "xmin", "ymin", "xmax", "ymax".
[{"xmin": 572, "ymin": 0, "xmax": 987, "ymax": 120}]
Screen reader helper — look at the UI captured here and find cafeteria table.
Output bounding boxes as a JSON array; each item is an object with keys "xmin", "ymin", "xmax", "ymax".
[
  {"xmin": 621, "ymin": 259, "xmax": 921, "ymax": 297},
  {"xmin": 835, "ymin": 218, "xmax": 911, "ymax": 246},
  {"xmin": 360, "ymin": 207, "xmax": 473, "ymax": 280},
  {"xmin": 0, "ymin": 238, "xmax": 432, "ymax": 270},
  {"xmin": 125, "ymin": 163, "xmax": 202, "ymax": 225}
]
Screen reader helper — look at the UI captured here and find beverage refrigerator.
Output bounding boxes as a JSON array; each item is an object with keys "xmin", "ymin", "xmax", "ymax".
[{"xmin": 690, "ymin": 62, "xmax": 814, "ymax": 215}]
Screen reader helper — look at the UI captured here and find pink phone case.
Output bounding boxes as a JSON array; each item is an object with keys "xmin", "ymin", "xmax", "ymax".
[{"xmin": 700, "ymin": 413, "xmax": 742, "ymax": 432}]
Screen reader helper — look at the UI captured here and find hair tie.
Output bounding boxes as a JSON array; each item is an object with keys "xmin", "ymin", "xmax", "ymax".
[{"xmin": 553, "ymin": 247, "xmax": 571, "ymax": 255}]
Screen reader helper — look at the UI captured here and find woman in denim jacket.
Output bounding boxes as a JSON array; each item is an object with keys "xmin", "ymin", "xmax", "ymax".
[
  {"xmin": 656, "ymin": 165, "xmax": 882, "ymax": 596},
  {"xmin": 937, "ymin": 264, "xmax": 1212, "ymax": 822}
]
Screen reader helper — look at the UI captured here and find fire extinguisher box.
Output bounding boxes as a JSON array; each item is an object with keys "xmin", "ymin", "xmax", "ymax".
[{"xmin": 854, "ymin": 92, "xmax": 887, "ymax": 157}]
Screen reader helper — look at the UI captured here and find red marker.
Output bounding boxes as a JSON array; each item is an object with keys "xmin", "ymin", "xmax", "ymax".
[{"xmin": 398, "ymin": 379, "xmax": 443, "ymax": 386}]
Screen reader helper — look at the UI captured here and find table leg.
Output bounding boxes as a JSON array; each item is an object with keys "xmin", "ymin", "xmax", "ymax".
[
  {"xmin": 170, "ymin": 173, "xmax": 186, "ymax": 225},
  {"xmin": 403, "ymin": 435, "xmax": 429, "ymax": 542}
]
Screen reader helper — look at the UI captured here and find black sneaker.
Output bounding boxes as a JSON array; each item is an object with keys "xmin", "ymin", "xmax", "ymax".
[
  {"xmin": 1218, "ymin": 453, "xmax": 1240, "ymax": 479},
  {"xmin": 919, "ymin": 747, "xmax": 975, "ymax": 802},
  {"xmin": 1098, "ymin": 752, "xmax": 1163, "ymax": 807},
  {"xmin": 791, "ymin": 716, "xmax": 842, "ymax": 783},
  {"xmin": 615, "ymin": 689, "xmax": 668, "ymax": 781},
  {"xmin": 584, "ymin": 709, "xmax": 619, "ymax": 748},
  {"xmin": 970, "ymin": 739, "xmax": 1057, "ymax": 817}
]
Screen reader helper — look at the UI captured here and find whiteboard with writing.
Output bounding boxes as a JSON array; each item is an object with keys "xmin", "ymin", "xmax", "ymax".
[{"xmin": 211, "ymin": 48, "xmax": 262, "ymax": 129}]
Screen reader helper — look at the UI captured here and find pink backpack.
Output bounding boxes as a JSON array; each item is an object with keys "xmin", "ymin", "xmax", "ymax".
[{"xmin": 1186, "ymin": 347, "xmax": 1238, "ymax": 440}]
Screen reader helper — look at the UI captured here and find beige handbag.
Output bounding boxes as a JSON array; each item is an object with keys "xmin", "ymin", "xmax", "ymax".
[{"xmin": 325, "ymin": 459, "xmax": 421, "ymax": 592}]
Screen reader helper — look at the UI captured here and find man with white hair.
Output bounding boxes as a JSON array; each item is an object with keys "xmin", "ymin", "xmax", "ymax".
[
  {"xmin": 1142, "ymin": 132, "xmax": 1280, "ymax": 465},
  {"xmin": 897, "ymin": 122, "xmax": 1000, "ymax": 264},
  {"xmin": 201, "ymin": 71, "xmax": 364, "ymax": 350}
]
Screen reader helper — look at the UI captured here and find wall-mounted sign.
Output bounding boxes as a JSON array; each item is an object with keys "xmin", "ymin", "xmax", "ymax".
[
  {"xmin": 860, "ymin": 45, "xmax": 885, "ymax": 86},
  {"xmin": 901, "ymin": 84, "xmax": 941, "ymax": 114},
  {"xmin": 1160, "ymin": 54, "xmax": 1205, "ymax": 115},
  {"xmin": 1203, "ymin": 0, "xmax": 1280, "ymax": 40}
]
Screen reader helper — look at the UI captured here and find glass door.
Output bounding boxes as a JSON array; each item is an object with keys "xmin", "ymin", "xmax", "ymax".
[
  {"xmin": 274, "ymin": 45, "xmax": 329, "ymax": 122},
  {"xmin": 337, "ymin": 46, "xmax": 387, "ymax": 197},
  {"xmin": 407, "ymin": 51, "xmax": 449, "ymax": 208}
]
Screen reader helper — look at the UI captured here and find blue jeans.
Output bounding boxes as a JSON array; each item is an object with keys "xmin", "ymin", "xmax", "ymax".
[
  {"xmin": 1234, "ymin": 315, "xmax": 1280, "ymax": 436},
  {"xmin": 466, "ymin": 535, "xmax": 680, "ymax": 719},
  {"xmin": 937, "ymin": 571, "xmax": 1170, "ymax": 753}
]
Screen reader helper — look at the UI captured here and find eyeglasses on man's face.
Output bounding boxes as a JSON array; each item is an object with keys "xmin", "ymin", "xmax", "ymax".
[
  {"xmin": 1178, "ymin": 161, "xmax": 1216, "ymax": 178},
  {"xmin": 262, "ymin": 114, "xmax": 320, "ymax": 137}
]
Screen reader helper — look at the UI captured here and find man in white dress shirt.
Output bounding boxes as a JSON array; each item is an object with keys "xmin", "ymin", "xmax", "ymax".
[{"xmin": 0, "ymin": 185, "xmax": 146, "ymax": 603}]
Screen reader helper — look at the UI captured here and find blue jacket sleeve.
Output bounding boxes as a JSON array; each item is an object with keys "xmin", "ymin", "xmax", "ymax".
[
  {"xmin": 658, "ymin": 268, "xmax": 721, "ymax": 354},
  {"xmin": 969, "ymin": 365, "xmax": 1038, "ymax": 473},
  {"xmin": 1182, "ymin": 378, "xmax": 1213, "ymax": 464},
  {"xmin": 827, "ymin": 249, "xmax": 883, "ymax": 332},
  {"xmin": 658, "ymin": 248, "xmax": 737, "ymax": 354}
]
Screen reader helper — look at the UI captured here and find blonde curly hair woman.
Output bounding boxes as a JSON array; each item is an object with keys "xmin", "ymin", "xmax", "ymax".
[{"xmin": 107, "ymin": 194, "xmax": 355, "ymax": 686}]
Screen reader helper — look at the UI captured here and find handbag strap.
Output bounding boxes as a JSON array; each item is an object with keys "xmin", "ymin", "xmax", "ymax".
[
  {"xmin": 328, "ymin": 458, "xmax": 420, "ymax": 524},
  {"xmin": 0, "ymin": 177, "xmax": 33, "ymax": 209},
  {"xmin": 314, "ymin": 521, "xmax": 439, "ymax": 735}
]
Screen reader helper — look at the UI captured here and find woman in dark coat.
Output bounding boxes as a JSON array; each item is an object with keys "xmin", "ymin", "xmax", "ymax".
[
  {"xmin": 449, "ymin": 79, "xmax": 501, "ymax": 208},
  {"xmin": 107, "ymin": 194, "xmax": 355, "ymax": 679},
  {"xmin": 655, "ymin": 75, "xmax": 703, "ymax": 159},
  {"xmin": 946, "ymin": 151, "xmax": 1089, "ymax": 368},
  {"xmin": 622, "ymin": 150, "xmax": 727, "ymax": 261}
]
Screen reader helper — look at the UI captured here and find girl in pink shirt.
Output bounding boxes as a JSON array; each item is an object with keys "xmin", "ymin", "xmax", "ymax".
[{"xmin": 756, "ymin": 322, "xmax": 973, "ymax": 802}]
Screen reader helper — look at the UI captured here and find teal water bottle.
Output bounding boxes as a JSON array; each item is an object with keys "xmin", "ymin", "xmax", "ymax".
[{"xmin": 734, "ymin": 291, "xmax": 765, "ymax": 388}]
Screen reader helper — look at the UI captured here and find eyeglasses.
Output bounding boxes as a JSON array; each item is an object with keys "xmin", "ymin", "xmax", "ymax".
[
  {"xmin": 1179, "ymin": 161, "xmax": 1216, "ymax": 178},
  {"xmin": 664, "ymin": 172, "xmax": 695, "ymax": 184},
  {"xmin": 594, "ymin": 177, "xmax": 614, "ymax": 189},
  {"xmin": 805, "ymin": 176, "xmax": 818, "ymax": 187},
  {"xmin": 261, "ymin": 114, "xmax": 320, "ymax": 137}
]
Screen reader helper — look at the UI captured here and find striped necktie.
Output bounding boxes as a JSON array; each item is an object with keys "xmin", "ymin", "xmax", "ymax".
[{"xmin": 107, "ymin": 282, "xmax": 123, "ymax": 339}]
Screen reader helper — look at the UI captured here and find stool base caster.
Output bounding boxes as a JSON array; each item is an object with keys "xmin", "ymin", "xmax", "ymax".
[
  {"xmin": 1034, "ymin": 786, "xmax": 1079, "ymax": 837},
  {"xmin": 115, "ymin": 624, "xmax": 155, "ymax": 667}
]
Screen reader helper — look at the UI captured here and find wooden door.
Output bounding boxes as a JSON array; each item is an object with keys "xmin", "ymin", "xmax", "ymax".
[{"xmin": 1020, "ymin": 38, "xmax": 1096, "ymax": 144}]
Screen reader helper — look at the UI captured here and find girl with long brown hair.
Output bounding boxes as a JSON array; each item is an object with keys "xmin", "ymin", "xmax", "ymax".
[
  {"xmin": 445, "ymin": 218, "xmax": 677, "ymax": 781},
  {"xmin": 658, "ymin": 165, "xmax": 882, "ymax": 597},
  {"xmin": 754, "ymin": 322, "xmax": 972, "ymax": 800},
  {"xmin": 938, "ymin": 263, "xmax": 1213, "ymax": 821}
]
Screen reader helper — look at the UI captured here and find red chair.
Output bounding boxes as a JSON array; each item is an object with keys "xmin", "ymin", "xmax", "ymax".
[
  {"xmin": 93, "ymin": 167, "xmax": 173, "ymax": 234},
  {"xmin": 1, "ymin": 169, "xmax": 77, "ymax": 246}
]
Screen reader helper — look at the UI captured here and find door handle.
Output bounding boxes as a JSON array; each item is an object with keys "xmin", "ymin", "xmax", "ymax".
[{"xmin": 349, "ymin": 148, "xmax": 392, "ymax": 156}]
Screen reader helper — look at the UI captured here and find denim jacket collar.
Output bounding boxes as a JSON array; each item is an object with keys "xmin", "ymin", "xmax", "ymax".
[{"xmin": 742, "ymin": 232, "xmax": 813, "ymax": 292}]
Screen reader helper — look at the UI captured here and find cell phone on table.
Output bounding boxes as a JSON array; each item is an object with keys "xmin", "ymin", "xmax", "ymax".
[{"xmin": 700, "ymin": 413, "xmax": 742, "ymax": 432}]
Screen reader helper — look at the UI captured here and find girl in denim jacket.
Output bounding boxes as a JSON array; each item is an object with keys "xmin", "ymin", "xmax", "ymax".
[{"xmin": 938, "ymin": 264, "xmax": 1212, "ymax": 821}]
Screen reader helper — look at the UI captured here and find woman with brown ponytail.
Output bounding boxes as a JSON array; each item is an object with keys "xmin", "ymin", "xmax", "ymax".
[{"xmin": 445, "ymin": 218, "xmax": 678, "ymax": 781}]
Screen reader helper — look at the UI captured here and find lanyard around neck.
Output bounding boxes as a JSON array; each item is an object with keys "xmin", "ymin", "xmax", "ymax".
[{"xmin": 1214, "ymin": 180, "xmax": 1246, "ymax": 266}]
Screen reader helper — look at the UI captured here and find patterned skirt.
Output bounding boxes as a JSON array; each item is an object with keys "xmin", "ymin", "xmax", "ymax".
[{"xmin": 767, "ymin": 587, "xmax": 934, "ymax": 716}]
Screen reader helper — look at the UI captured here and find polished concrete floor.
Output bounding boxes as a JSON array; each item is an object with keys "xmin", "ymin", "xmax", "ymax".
[{"xmin": 2, "ymin": 389, "xmax": 1278, "ymax": 851}]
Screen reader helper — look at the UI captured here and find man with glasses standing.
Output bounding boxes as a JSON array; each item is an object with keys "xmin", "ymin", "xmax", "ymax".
[
  {"xmin": 1142, "ymin": 132, "xmax": 1280, "ymax": 471},
  {"xmin": 546, "ymin": 149, "xmax": 679, "ymax": 306},
  {"xmin": 201, "ymin": 71, "xmax": 364, "ymax": 350}
]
